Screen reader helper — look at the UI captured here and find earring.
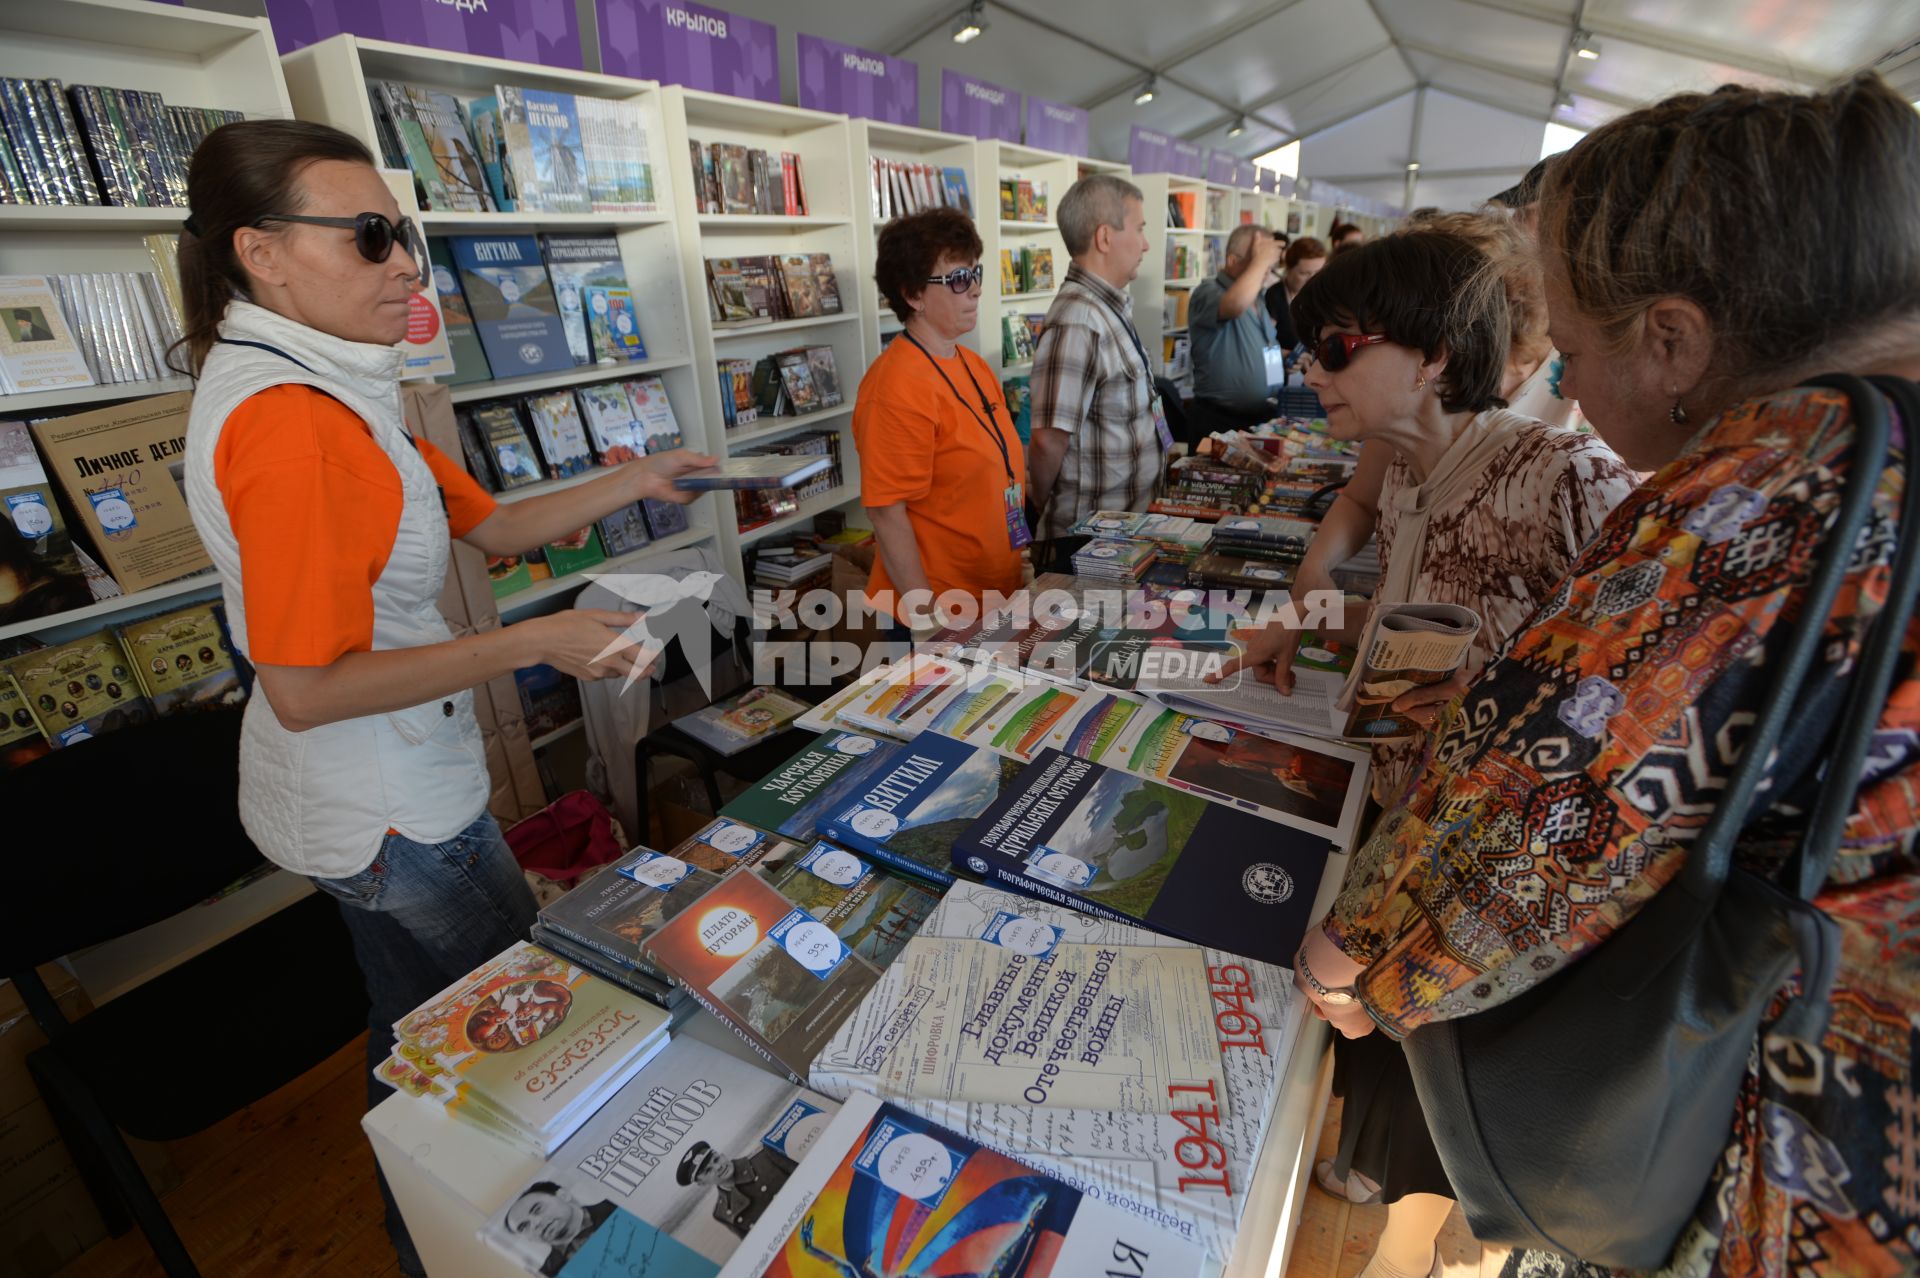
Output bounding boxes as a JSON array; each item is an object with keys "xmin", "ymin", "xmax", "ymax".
[
  {"xmin": 1669, "ymin": 393, "xmax": 1687, "ymax": 425},
  {"xmin": 1414, "ymin": 374, "xmax": 1427, "ymax": 391}
]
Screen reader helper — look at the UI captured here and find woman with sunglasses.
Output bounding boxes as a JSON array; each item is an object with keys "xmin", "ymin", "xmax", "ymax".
[
  {"xmin": 176, "ymin": 120, "xmax": 710, "ymax": 1276},
  {"xmin": 1214, "ymin": 227, "xmax": 1637, "ymax": 1278},
  {"xmin": 854, "ymin": 207, "xmax": 1025, "ymax": 637}
]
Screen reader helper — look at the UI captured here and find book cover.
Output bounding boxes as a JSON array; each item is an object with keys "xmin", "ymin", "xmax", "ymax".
[
  {"xmin": 1027, "ymin": 247, "xmax": 1055, "ymax": 291},
  {"xmin": 448, "ymin": 235, "xmax": 574, "ymax": 377},
  {"xmin": 941, "ymin": 167, "xmax": 971, "ymax": 216},
  {"xmin": 756, "ymin": 841, "xmax": 940, "ymax": 968},
  {"xmin": 28, "ymin": 392, "xmax": 211, "ymax": 593},
  {"xmin": 479, "ymin": 1036, "xmax": 836, "ymax": 1277},
  {"xmin": 0, "ymin": 419, "xmax": 95, "ymax": 623},
  {"xmin": 739, "ymin": 257, "xmax": 781, "ymax": 321},
  {"xmin": 544, "ymin": 524, "xmax": 606, "ymax": 577},
  {"xmin": 774, "ymin": 353, "xmax": 818, "ymax": 414},
  {"xmin": 508, "ymin": 88, "xmax": 590, "ymax": 213},
  {"xmin": 427, "ymin": 238, "xmax": 493, "ymax": 385},
  {"xmin": 628, "ymin": 376, "xmax": 684, "ymax": 454},
  {"xmin": 512, "ymin": 662, "xmax": 581, "ymax": 739},
  {"xmin": 523, "ymin": 389, "xmax": 595, "ymax": 476},
  {"xmin": 585, "ymin": 285, "xmax": 647, "ymax": 363},
  {"xmin": 539, "ymin": 232, "xmax": 627, "ymax": 366},
  {"xmin": 2, "ymin": 629, "xmax": 153, "ymax": 748},
  {"xmin": 576, "ymin": 381, "xmax": 646, "ymax": 464},
  {"xmin": 464, "ymin": 95, "xmax": 516, "ymax": 211},
  {"xmin": 374, "ymin": 82, "xmax": 448, "ymax": 212},
  {"xmin": 776, "ymin": 256, "xmax": 820, "ymax": 319},
  {"xmin": 675, "ymin": 685, "xmax": 808, "ymax": 757},
  {"xmin": 807, "ymin": 255, "xmax": 842, "ymax": 315},
  {"xmin": 642, "ymin": 498, "xmax": 691, "ymax": 541},
  {"xmin": 644, "ymin": 868, "xmax": 882, "ymax": 1082},
  {"xmin": 402, "ymin": 86, "xmax": 492, "ymax": 212},
  {"xmin": 714, "ymin": 1092, "xmax": 1208, "ymax": 1278},
  {"xmin": 115, "ymin": 601, "xmax": 243, "ymax": 716},
  {"xmin": 0, "ymin": 275, "xmax": 92, "ymax": 392},
  {"xmin": 672, "ymin": 456, "xmax": 831, "ymax": 491},
  {"xmin": 598, "ymin": 500, "xmax": 653, "ymax": 558},
  {"xmin": 472, "ymin": 401, "xmax": 546, "ymax": 489},
  {"xmin": 488, "ymin": 553, "xmax": 534, "ymax": 600},
  {"xmin": 719, "ymin": 730, "xmax": 900, "ymax": 842},
  {"xmin": 950, "ymin": 749, "xmax": 1333, "ymax": 966},
  {"xmin": 817, "ymin": 731, "xmax": 1029, "ymax": 888},
  {"xmin": 803, "ymin": 347, "xmax": 841, "ymax": 408},
  {"xmin": 0, "ymin": 673, "xmax": 51, "ymax": 773}
]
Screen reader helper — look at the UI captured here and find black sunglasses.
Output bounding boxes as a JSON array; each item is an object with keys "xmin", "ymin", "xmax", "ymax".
[
  {"xmin": 1308, "ymin": 331, "xmax": 1391, "ymax": 372},
  {"xmin": 253, "ymin": 212, "xmax": 427, "ymax": 284},
  {"xmin": 925, "ymin": 263, "xmax": 984, "ymax": 294}
]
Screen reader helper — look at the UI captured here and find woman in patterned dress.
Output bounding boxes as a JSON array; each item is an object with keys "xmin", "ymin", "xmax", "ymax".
[{"xmin": 1292, "ymin": 73, "xmax": 1920, "ymax": 1277}]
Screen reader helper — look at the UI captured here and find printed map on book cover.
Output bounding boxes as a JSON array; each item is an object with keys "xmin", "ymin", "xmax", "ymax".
[
  {"xmin": 714, "ymin": 1092, "xmax": 1207, "ymax": 1278},
  {"xmin": 810, "ymin": 882, "xmax": 1300, "ymax": 1263},
  {"xmin": 644, "ymin": 869, "xmax": 882, "ymax": 1082},
  {"xmin": 951, "ymin": 749, "xmax": 1334, "ymax": 966},
  {"xmin": 815, "ymin": 731, "xmax": 1028, "ymax": 887},
  {"xmin": 479, "ymin": 1036, "xmax": 837, "ymax": 1278}
]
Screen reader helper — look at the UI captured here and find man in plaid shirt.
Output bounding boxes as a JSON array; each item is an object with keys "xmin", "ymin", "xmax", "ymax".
[{"xmin": 1027, "ymin": 174, "xmax": 1165, "ymax": 569}]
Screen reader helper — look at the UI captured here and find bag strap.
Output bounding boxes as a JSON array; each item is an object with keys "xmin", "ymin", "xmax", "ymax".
[
  {"xmin": 1791, "ymin": 375, "xmax": 1920, "ymax": 900},
  {"xmin": 1677, "ymin": 374, "xmax": 1892, "ymax": 902}
]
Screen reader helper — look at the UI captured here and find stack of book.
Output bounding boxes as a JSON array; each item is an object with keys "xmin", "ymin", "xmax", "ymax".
[
  {"xmin": 998, "ymin": 312, "xmax": 1044, "ymax": 363},
  {"xmin": 995, "ymin": 175, "xmax": 1049, "ymax": 222},
  {"xmin": 869, "ymin": 157, "xmax": 970, "ymax": 220},
  {"xmin": 0, "ymin": 76, "xmax": 241, "ymax": 207},
  {"xmin": 747, "ymin": 538, "xmax": 835, "ymax": 589},
  {"xmin": 1188, "ymin": 550, "xmax": 1295, "ymax": 591},
  {"xmin": 1071, "ymin": 536, "xmax": 1156, "ymax": 581},
  {"xmin": 377, "ymin": 941, "xmax": 673, "ymax": 1157},
  {"xmin": 733, "ymin": 430, "xmax": 842, "ymax": 532},
  {"xmin": 1207, "ymin": 513, "xmax": 1316, "ymax": 563},
  {"xmin": 44, "ymin": 272, "xmax": 181, "ymax": 388},
  {"xmin": 369, "ymin": 81, "xmax": 654, "ymax": 215},
  {"xmin": 996, "ymin": 245, "xmax": 1054, "ymax": 294},
  {"xmin": 731, "ymin": 344, "xmax": 843, "ymax": 424},
  {"xmin": 1165, "ymin": 240, "xmax": 1198, "ymax": 280},
  {"xmin": 1168, "ymin": 190, "xmax": 1198, "ymax": 228},
  {"xmin": 687, "ymin": 139, "xmax": 806, "ymax": 216},
  {"xmin": 715, "ymin": 357, "xmax": 759, "ymax": 429},
  {"xmin": 1151, "ymin": 453, "xmax": 1268, "ymax": 519},
  {"xmin": 703, "ymin": 254, "xmax": 843, "ymax": 327}
]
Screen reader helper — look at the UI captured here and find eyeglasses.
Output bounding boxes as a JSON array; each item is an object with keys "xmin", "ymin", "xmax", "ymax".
[
  {"xmin": 1308, "ymin": 331, "xmax": 1391, "ymax": 372},
  {"xmin": 253, "ymin": 211, "xmax": 427, "ymax": 285},
  {"xmin": 925, "ymin": 263, "xmax": 984, "ymax": 294}
]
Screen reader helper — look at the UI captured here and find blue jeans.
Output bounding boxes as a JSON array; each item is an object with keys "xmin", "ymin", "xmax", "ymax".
[{"xmin": 310, "ymin": 812, "xmax": 537, "ymax": 1271}]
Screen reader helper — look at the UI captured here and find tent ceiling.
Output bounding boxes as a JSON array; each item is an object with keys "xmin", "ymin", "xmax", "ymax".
[{"xmin": 707, "ymin": 0, "xmax": 1920, "ymax": 163}]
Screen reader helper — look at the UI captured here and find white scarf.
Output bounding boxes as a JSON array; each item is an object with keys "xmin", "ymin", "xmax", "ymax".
[{"xmin": 1377, "ymin": 407, "xmax": 1536, "ymax": 605}]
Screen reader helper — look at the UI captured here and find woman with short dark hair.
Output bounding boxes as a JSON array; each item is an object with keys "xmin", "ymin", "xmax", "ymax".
[{"xmin": 854, "ymin": 208, "xmax": 1024, "ymax": 634}]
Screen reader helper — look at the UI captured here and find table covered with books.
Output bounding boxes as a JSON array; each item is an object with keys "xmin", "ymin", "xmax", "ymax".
[{"xmin": 368, "ymin": 473, "xmax": 1399, "ymax": 1278}]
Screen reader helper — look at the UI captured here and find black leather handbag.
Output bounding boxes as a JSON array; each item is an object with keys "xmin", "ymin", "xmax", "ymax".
[{"xmin": 1402, "ymin": 375, "xmax": 1920, "ymax": 1268}]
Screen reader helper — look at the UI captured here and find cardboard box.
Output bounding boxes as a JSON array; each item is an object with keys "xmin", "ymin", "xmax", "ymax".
[
  {"xmin": 0, "ymin": 967, "xmax": 174, "ymax": 1277},
  {"xmin": 29, "ymin": 392, "xmax": 211, "ymax": 594}
]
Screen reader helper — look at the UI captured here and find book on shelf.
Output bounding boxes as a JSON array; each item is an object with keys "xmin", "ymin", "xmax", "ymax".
[
  {"xmin": 383, "ymin": 941, "xmax": 672, "ymax": 1156},
  {"xmin": 1, "ymin": 629, "xmax": 154, "ymax": 749},
  {"xmin": 522, "ymin": 389, "xmax": 594, "ymax": 477},
  {"xmin": 807, "ymin": 880, "xmax": 1302, "ymax": 1264},
  {"xmin": 469, "ymin": 401, "xmax": 546, "ymax": 491},
  {"xmin": 597, "ymin": 500, "xmax": 652, "ymax": 558},
  {"xmin": 1001, "ymin": 374, "xmax": 1031, "ymax": 443},
  {"xmin": 379, "ymin": 82, "xmax": 494, "ymax": 213},
  {"xmin": 673, "ymin": 685, "xmax": 809, "ymax": 757},
  {"xmin": 0, "ymin": 276, "xmax": 93, "ymax": 394},
  {"xmin": 40, "ymin": 271, "xmax": 183, "ymax": 389},
  {"xmin": 497, "ymin": 87, "xmax": 591, "ymax": 214},
  {"xmin": 754, "ymin": 839, "xmax": 941, "ymax": 968},
  {"xmin": 717, "ymin": 357, "xmax": 760, "ymax": 429},
  {"xmin": 1169, "ymin": 190, "xmax": 1198, "ymax": 228},
  {"xmin": 642, "ymin": 866, "xmax": 882, "ymax": 1083},
  {"xmin": 868, "ymin": 158, "xmax": 971, "ymax": 221},
  {"xmin": 476, "ymin": 1036, "xmax": 837, "ymax": 1278},
  {"xmin": 572, "ymin": 94, "xmax": 655, "ymax": 214},
  {"xmin": 29, "ymin": 392, "xmax": 212, "ymax": 594},
  {"xmin": 705, "ymin": 255, "xmax": 841, "ymax": 327},
  {"xmin": 448, "ymin": 235, "xmax": 574, "ymax": 378},
  {"xmin": 115, "ymin": 602, "xmax": 245, "ymax": 716},
  {"xmin": 462, "ymin": 94, "xmax": 515, "ymax": 212},
  {"xmin": 513, "ymin": 662, "xmax": 582, "ymax": 740},
  {"xmin": 585, "ymin": 285, "xmax": 645, "ymax": 364},
  {"xmin": 542, "ymin": 523, "xmax": 606, "ymax": 578},
  {"xmin": 627, "ymin": 374, "xmax": 684, "ymax": 455},
  {"xmin": 713, "ymin": 1091, "xmax": 1208, "ymax": 1278},
  {"xmin": 687, "ymin": 141, "xmax": 806, "ymax": 216},
  {"xmin": 2, "ymin": 79, "xmax": 235, "ymax": 209},
  {"xmin": 0, "ymin": 670, "xmax": 51, "ymax": 772},
  {"xmin": 538, "ymin": 233, "xmax": 629, "ymax": 367},
  {"xmin": 0, "ymin": 420, "xmax": 109, "ymax": 623},
  {"xmin": 426, "ymin": 240, "xmax": 493, "ymax": 386},
  {"xmin": 951, "ymin": 747, "xmax": 1335, "ymax": 966},
  {"xmin": 1, "ymin": 78, "xmax": 98, "ymax": 207},
  {"xmin": 375, "ymin": 169, "xmax": 456, "ymax": 382},
  {"xmin": 575, "ymin": 380, "xmax": 646, "ymax": 464}
]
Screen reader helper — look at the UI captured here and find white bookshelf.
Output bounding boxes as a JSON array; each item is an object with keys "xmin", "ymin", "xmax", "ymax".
[
  {"xmin": 1129, "ymin": 172, "xmax": 1208, "ymax": 385},
  {"xmin": 1077, "ymin": 156, "xmax": 1130, "ymax": 181},
  {"xmin": 975, "ymin": 139, "xmax": 1076, "ymax": 385},
  {"xmin": 659, "ymin": 86, "xmax": 866, "ymax": 570},
  {"xmin": 850, "ymin": 119, "xmax": 982, "ymax": 363},
  {"xmin": 281, "ymin": 35, "xmax": 725, "ymax": 583}
]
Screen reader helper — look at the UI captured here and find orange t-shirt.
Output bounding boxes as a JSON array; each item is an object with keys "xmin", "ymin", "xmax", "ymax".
[
  {"xmin": 214, "ymin": 384, "xmax": 497, "ymax": 668},
  {"xmin": 853, "ymin": 339, "xmax": 1026, "ymax": 620}
]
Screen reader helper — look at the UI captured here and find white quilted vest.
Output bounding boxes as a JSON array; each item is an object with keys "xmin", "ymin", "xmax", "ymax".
[{"xmin": 185, "ymin": 302, "xmax": 490, "ymax": 878}]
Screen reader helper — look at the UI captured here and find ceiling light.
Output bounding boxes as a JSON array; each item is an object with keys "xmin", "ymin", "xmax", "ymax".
[
  {"xmin": 1554, "ymin": 91, "xmax": 1575, "ymax": 111},
  {"xmin": 1226, "ymin": 115, "xmax": 1246, "ymax": 137},
  {"xmin": 1406, "ymin": 161, "xmax": 1420, "ymax": 171},
  {"xmin": 952, "ymin": 1, "xmax": 986, "ymax": 44},
  {"xmin": 1134, "ymin": 76, "xmax": 1158, "ymax": 106},
  {"xmin": 1573, "ymin": 30, "xmax": 1599, "ymax": 60}
]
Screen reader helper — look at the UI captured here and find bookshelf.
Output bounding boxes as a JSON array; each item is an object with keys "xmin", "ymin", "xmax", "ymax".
[
  {"xmin": 850, "ymin": 119, "xmax": 982, "ymax": 361},
  {"xmin": 975, "ymin": 139, "xmax": 1076, "ymax": 385},
  {"xmin": 281, "ymin": 35, "xmax": 725, "ymax": 587},
  {"xmin": 1077, "ymin": 157, "xmax": 1131, "ymax": 181},
  {"xmin": 659, "ymin": 86, "xmax": 867, "ymax": 569},
  {"xmin": 1128, "ymin": 172, "xmax": 1209, "ymax": 389}
]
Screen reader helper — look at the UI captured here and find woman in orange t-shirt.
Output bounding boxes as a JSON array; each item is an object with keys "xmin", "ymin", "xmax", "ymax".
[{"xmin": 854, "ymin": 209, "xmax": 1026, "ymax": 633}]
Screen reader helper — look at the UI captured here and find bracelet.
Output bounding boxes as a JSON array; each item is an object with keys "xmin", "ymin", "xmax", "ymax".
[{"xmin": 1295, "ymin": 947, "xmax": 1357, "ymax": 1006}]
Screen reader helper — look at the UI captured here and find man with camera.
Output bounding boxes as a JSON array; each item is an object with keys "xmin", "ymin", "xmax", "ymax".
[{"xmin": 1187, "ymin": 224, "xmax": 1282, "ymax": 436}]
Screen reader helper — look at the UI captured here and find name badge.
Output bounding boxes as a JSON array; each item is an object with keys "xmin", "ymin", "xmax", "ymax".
[
  {"xmin": 1003, "ymin": 483, "xmax": 1032, "ymax": 550},
  {"xmin": 1151, "ymin": 396, "xmax": 1174, "ymax": 452}
]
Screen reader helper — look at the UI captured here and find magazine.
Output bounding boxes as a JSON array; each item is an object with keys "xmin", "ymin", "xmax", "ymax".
[{"xmin": 1336, "ymin": 602, "xmax": 1482, "ymax": 740}]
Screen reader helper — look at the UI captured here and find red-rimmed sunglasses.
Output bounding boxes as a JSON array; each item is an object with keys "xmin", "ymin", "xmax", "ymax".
[{"xmin": 1309, "ymin": 331, "xmax": 1391, "ymax": 371}]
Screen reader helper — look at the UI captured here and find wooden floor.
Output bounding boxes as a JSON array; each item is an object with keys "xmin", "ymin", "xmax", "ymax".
[{"xmin": 55, "ymin": 1035, "xmax": 1504, "ymax": 1278}]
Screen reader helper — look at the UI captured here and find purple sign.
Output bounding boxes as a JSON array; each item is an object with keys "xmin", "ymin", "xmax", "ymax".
[
  {"xmin": 1171, "ymin": 140, "xmax": 1205, "ymax": 178},
  {"xmin": 1206, "ymin": 150, "xmax": 1236, "ymax": 185},
  {"xmin": 1280, "ymin": 175, "xmax": 1297, "ymax": 197},
  {"xmin": 797, "ymin": 33, "xmax": 916, "ymax": 124},
  {"xmin": 1024, "ymin": 96, "xmax": 1088, "ymax": 157},
  {"xmin": 1259, "ymin": 169, "xmax": 1276, "ymax": 194},
  {"xmin": 1236, "ymin": 159, "xmax": 1257, "ymax": 189},
  {"xmin": 597, "ymin": 0, "xmax": 778, "ymax": 102},
  {"xmin": 940, "ymin": 70, "xmax": 1020, "ymax": 142},
  {"xmin": 265, "ymin": 0, "xmax": 582, "ymax": 65},
  {"xmin": 1127, "ymin": 125, "xmax": 1175, "ymax": 173}
]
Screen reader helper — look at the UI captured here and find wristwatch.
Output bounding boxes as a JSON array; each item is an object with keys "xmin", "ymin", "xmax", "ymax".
[{"xmin": 1295, "ymin": 949, "xmax": 1357, "ymax": 1006}]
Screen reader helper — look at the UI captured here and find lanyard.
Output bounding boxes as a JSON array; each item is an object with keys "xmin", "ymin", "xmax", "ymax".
[
  {"xmin": 1085, "ymin": 285, "xmax": 1157, "ymax": 396},
  {"xmin": 903, "ymin": 330, "xmax": 1015, "ymax": 483}
]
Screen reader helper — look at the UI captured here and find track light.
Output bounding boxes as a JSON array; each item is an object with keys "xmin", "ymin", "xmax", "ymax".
[
  {"xmin": 952, "ymin": 1, "xmax": 986, "ymax": 44},
  {"xmin": 1134, "ymin": 76, "xmax": 1158, "ymax": 106},
  {"xmin": 1572, "ymin": 30, "xmax": 1599, "ymax": 60},
  {"xmin": 1406, "ymin": 161, "xmax": 1419, "ymax": 171},
  {"xmin": 1226, "ymin": 115, "xmax": 1246, "ymax": 137}
]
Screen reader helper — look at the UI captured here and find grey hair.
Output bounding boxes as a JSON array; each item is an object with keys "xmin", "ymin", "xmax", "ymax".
[
  {"xmin": 1224, "ymin": 224, "xmax": 1264, "ymax": 264},
  {"xmin": 1058, "ymin": 174, "xmax": 1144, "ymax": 257}
]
